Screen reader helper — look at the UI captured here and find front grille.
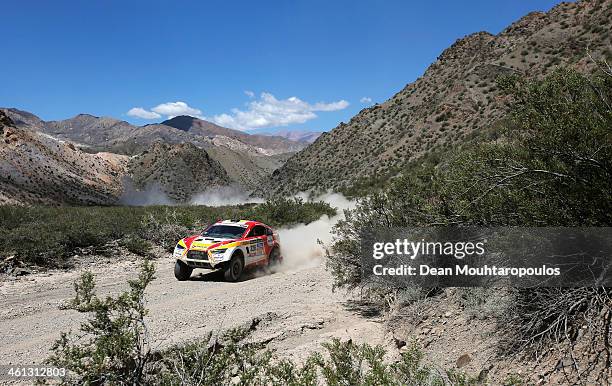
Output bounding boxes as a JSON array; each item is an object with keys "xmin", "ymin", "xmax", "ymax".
[
  {"xmin": 187, "ymin": 250, "xmax": 209, "ymax": 261},
  {"xmin": 188, "ymin": 261, "xmax": 213, "ymax": 269}
]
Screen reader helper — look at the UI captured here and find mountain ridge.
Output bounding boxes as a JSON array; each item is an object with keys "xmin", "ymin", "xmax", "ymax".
[
  {"xmin": 261, "ymin": 129, "xmax": 322, "ymax": 143},
  {"xmin": 266, "ymin": 0, "xmax": 611, "ymax": 196},
  {"xmin": 2, "ymin": 108, "xmax": 306, "ymax": 156},
  {"xmin": 162, "ymin": 115, "xmax": 306, "ymax": 154},
  {"xmin": 0, "ymin": 109, "xmax": 292, "ymax": 203}
]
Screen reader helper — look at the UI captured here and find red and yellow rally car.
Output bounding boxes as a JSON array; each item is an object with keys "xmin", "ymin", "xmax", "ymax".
[{"xmin": 173, "ymin": 220, "xmax": 282, "ymax": 281}]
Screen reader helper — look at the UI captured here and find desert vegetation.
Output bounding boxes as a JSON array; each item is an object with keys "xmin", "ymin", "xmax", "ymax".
[
  {"xmin": 49, "ymin": 260, "xmax": 481, "ymax": 385},
  {"xmin": 0, "ymin": 197, "xmax": 335, "ymax": 270},
  {"xmin": 326, "ymin": 67, "xmax": 612, "ymax": 383}
]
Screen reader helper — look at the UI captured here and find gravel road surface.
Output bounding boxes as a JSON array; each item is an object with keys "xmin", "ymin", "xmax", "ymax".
[{"xmin": 0, "ymin": 256, "xmax": 389, "ymax": 367}]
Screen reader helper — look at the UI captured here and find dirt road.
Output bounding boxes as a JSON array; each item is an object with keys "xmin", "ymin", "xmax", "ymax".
[{"xmin": 0, "ymin": 255, "xmax": 390, "ymax": 367}]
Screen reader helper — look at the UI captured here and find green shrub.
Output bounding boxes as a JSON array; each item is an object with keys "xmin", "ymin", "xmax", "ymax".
[
  {"xmin": 0, "ymin": 199, "xmax": 336, "ymax": 267},
  {"xmin": 120, "ymin": 235, "xmax": 152, "ymax": 257},
  {"xmin": 49, "ymin": 264, "xmax": 477, "ymax": 385},
  {"xmin": 160, "ymin": 336, "xmax": 478, "ymax": 385},
  {"xmin": 49, "ymin": 260, "xmax": 156, "ymax": 384},
  {"xmin": 503, "ymin": 373, "xmax": 526, "ymax": 385},
  {"xmin": 251, "ymin": 197, "xmax": 337, "ymax": 227}
]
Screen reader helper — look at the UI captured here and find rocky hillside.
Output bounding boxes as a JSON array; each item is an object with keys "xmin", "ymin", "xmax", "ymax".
[
  {"xmin": 0, "ymin": 111, "xmax": 127, "ymax": 205},
  {"xmin": 3, "ymin": 109, "xmax": 211, "ymax": 154},
  {"xmin": 0, "ymin": 107, "xmax": 292, "ymax": 204},
  {"xmin": 205, "ymin": 146, "xmax": 290, "ymax": 192},
  {"xmin": 127, "ymin": 142, "xmax": 232, "ymax": 202},
  {"xmin": 162, "ymin": 116, "xmax": 306, "ymax": 155},
  {"xmin": 268, "ymin": 0, "xmax": 611, "ymax": 195},
  {"xmin": 2, "ymin": 108, "xmax": 293, "ymax": 194},
  {"xmin": 3, "ymin": 109, "xmax": 306, "ymax": 156}
]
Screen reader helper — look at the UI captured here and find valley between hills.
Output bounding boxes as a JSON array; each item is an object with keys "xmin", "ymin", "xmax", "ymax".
[{"xmin": 1, "ymin": 0, "xmax": 611, "ymax": 384}]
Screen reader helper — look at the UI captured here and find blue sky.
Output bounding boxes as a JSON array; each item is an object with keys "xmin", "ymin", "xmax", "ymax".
[{"xmin": 1, "ymin": 0, "xmax": 562, "ymax": 133}]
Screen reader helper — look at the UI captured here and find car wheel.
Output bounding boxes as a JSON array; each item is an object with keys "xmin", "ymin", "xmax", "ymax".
[
  {"xmin": 268, "ymin": 247, "xmax": 281, "ymax": 268},
  {"xmin": 174, "ymin": 261, "xmax": 193, "ymax": 281},
  {"xmin": 224, "ymin": 253, "xmax": 244, "ymax": 282}
]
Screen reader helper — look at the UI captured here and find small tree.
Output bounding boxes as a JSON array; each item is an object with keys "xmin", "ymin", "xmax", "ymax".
[{"xmin": 48, "ymin": 260, "xmax": 156, "ymax": 385}]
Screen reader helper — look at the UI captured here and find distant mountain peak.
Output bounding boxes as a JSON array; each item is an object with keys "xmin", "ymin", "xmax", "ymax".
[
  {"xmin": 162, "ymin": 115, "xmax": 307, "ymax": 154},
  {"xmin": 161, "ymin": 115, "xmax": 200, "ymax": 131}
]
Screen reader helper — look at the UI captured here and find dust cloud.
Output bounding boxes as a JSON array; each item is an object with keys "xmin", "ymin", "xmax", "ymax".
[
  {"xmin": 119, "ymin": 179, "xmax": 263, "ymax": 207},
  {"xmin": 275, "ymin": 193, "xmax": 355, "ymax": 273},
  {"xmin": 190, "ymin": 186, "xmax": 264, "ymax": 207},
  {"xmin": 119, "ymin": 178, "xmax": 175, "ymax": 206}
]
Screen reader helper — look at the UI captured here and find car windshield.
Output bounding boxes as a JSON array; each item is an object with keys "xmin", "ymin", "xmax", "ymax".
[{"xmin": 202, "ymin": 225, "xmax": 246, "ymax": 239}]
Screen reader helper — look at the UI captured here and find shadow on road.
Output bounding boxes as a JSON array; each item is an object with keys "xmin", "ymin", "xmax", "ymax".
[{"xmin": 189, "ymin": 267, "xmax": 278, "ymax": 283}]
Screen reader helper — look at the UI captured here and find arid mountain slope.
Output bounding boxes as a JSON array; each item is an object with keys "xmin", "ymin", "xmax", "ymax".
[
  {"xmin": 128, "ymin": 142, "xmax": 232, "ymax": 202},
  {"xmin": 3, "ymin": 108, "xmax": 305, "ymax": 156},
  {"xmin": 0, "ymin": 107, "xmax": 288, "ymax": 203},
  {"xmin": 3, "ymin": 108, "xmax": 212, "ymax": 154},
  {"xmin": 205, "ymin": 146, "xmax": 289, "ymax": 191},
  {"xmin": 0, "ymin": 111, "xmax": 127, "ymax": 205},
  {"xmin": 268, "ymin": 0, "xmax": 611, "ymax": 195},
  {"xmin": 2, "ymin": 108, "xmax": 292, "ymax": 194},
  {"xmin": 162, "ymin": 116, "xmax": 306, "ymax": 155}
]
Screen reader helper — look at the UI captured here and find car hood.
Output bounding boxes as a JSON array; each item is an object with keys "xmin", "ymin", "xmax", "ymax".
[{"xmin": 183, "ymin": 235, "xmax": 238, "ymax": 251}]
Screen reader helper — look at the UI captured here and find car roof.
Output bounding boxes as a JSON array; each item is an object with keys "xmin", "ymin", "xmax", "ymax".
[{"xmin": 215, "ymin": 219, "xmax": 267, "ymax": 228}]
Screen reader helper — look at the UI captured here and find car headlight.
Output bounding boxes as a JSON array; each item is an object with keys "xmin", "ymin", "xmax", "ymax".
[
  {"xmin": 173, "ymin": 245, "xmax": 186, "ymax": 257},
  {"xmin": 210, "ymin": 248, "xmax": 227, "ymax": 260}
]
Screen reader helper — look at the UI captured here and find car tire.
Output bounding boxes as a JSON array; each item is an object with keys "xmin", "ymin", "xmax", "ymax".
[
  {"xmin": 268, "ymin": 247, "xmax": 281, "ymax": 268},
  {"xmin": 224, "ymin": 253, "xmax": 244, "ymax": 282},
  {"xmin": 174, "ymin": 261, "xmax": 193, "ymax": 281}
]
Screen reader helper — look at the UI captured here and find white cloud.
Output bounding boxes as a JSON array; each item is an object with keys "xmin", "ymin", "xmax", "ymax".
[
  {"xmin": 360, "ymin": 97, "xmax": 372, "ymax": 104},
  {"xmin": 127, "ymin": 107, "xmax": 162, "ymax": 120},
  {"xmin": 151, "ymin": 101, "xmax": 202, "ymax": 118},
  {"xmin": 126, "ymin": 101, "xmax": 203, "ymax": 120},
  {"xmin": 211, "ymin": 92, "xmax": 349, "ymax": 130},
  {"xmin": 126, "ymin": 94, "xmax": 349, "ymax": 129},
  {"xmin": 312, "ymin": 100, "xmax": 350, "ymax": 111}
]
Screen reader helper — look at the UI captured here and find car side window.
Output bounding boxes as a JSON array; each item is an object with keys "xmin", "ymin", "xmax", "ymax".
[
  {"xmin": 266, "ymin": 227, "xmax": 273, "ymax": 236},
  {"xmin": 247, "ymin": 225, "xmax": 265, "ymax": 237}
]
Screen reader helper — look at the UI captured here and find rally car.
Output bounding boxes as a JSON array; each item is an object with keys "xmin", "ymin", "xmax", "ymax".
[{"xmin": 173, "ymin": 220, "xmax": 282, "ymax": 281}]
